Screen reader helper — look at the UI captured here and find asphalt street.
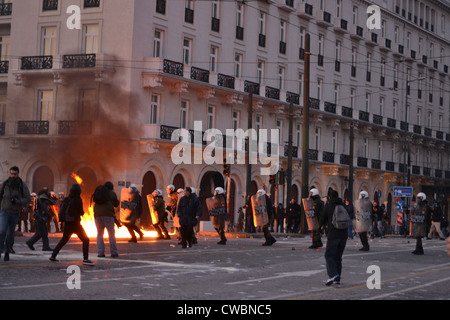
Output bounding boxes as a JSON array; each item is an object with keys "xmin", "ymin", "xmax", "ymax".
[{"xmin": 0, "ymin": 232, "xmax": 449, "ymax": 302}]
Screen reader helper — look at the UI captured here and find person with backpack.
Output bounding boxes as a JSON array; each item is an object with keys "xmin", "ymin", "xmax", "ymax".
[
  {"xmin": 0, "ymin": 166, "xmax": 32, "ymax": 261},
  {"xmin": 320, "ymin": 190, "xmax": 349, "ymax": 286},
  {"xmin": 25, "ymin": 189, "xmax": 55, "ymax": 252},
  {"xmin": 93, "ymin": 181, "xmax": 120, "ymax": 258},
  {"xmin": 49, "ymin": 184, "xmax": 94, "ymax": 266},
  {"xmin": 124, "ymin": 184, "xmax": 144, "ymax": 243}
]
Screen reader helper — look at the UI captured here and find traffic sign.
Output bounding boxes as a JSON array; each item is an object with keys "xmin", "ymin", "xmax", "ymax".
[{"xmin": 393, "ymin": 186, "xmax": 413, "ymax": 197}]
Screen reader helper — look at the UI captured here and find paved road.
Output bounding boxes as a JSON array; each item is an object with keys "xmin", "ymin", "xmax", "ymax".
[{"xmin": 0, "ymin": 233, "xmax": 449, "ymax": 302}]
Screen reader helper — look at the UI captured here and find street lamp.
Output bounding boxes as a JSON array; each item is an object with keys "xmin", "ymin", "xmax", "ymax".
[{"xmin": 402, "ymin": 76, "xmax": 425, "ymax": 188}]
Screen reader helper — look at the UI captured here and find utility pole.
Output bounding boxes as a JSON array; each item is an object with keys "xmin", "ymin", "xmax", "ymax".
[
  {"xmin": 286, "ymin": 102, "xmax": 294, "ymax": 203},
  {"xmin": 301, "ymin": 33, "xmax": 310, "ymax": 199},
  {"xmin": 246, "ymin": 93, "xmax": 253, "ymax": 200},
  {"xmin": 348, "ymin": 122, "xmax": 354, "ymax": 203}
]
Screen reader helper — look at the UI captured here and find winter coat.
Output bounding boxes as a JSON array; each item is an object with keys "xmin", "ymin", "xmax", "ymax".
[
  {"xmin": 320, "ymin": 195, "xmax": 348, "ymax": 240},
  {"xmin": 94, "ymin": 189, "xmax": 120, "ymax": 218},
  {"xmin": 65, "ymin": 184, "xmax": 84, "ymax": 223},
  {"xmin": 0, "ymin": 178, "xmax": 31, "ymax": 215},
  {"xmin": 177, "ymin": 193, "xmax": 202, "ymax": 226}
]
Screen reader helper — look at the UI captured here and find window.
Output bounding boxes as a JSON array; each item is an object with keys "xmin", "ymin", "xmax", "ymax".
[
  {"xmin": 379, "ymin": 97, "xmax": 384, "ymax": 116},
  {"xmin": 363, "ymin": 137, "xmax": 368, "ymax": 158},
  {"xmin": 350, "ymin": 88, "xmax": 356, "ymax": 108},
  {"xmin": 257, "ymin": 60, "xmax": 264, "ymax": 84},
  {"xmin": 150, "ymin": 94, "xmax": 159, "ymax": 124},
  {"xmin": 332, "ymin": 131, "xmax": 337, "ymax": 154},
  {"xmin": 416, "ymin": 108, "xmax": 421, "ymax": 125},
  {"xmin": 418, "ymin": 37, "xmax": 423, "ymax": 54},
  {"xmin": 427, "ymin": 111, "xmax": 432, "ymax": 128},
  {"xmin": 392, "ymin": 100, "xmax": 397, "ymax": 119},
  {"xmin": 39, "ymin": 90, "xmax": 54, "ymax": 121},
  {"xmin": 336, "ymin": 0, "xmax": 341, "ymax": 18},
  {"xmin": 234, "ymin": 53, "xmax": 242, "ymax": 78},
  {"xmin": 280, "ymin": 20, "xmax": 286, "ymax": 42},
  {"xmin": 259, "ymin": 12, "xmax": 266, "ymax": 35},
  {"xmin": 317, "ymin": 79, "xmax": 322, "ymax": 100},
  {"xmin": 183, "ymin": 38, "xmax": 192, "ymax": 65},
  {"xmin": 296, "ymin": 123, "xmax": 301, "ymax": 148},
  {"xmin": 378, "ymin": 141, "xmax": 382, "ymax": 160},
  {"xmin": 314, "ymin": 127, "xmax": 321, "ymax": 150},
  {"xmin": 41, "ymin": 26, "xmax": 57, "ymax": 56},
  {"xmin": 180, "ymin": 100, "xmax": 189, "ymax": 129},
  {"xmin": 79, "ymin": 89, "xmax": 96, "ymax": 120},
  {"xmin": 276, "ymin": 119, "xmax": 283, "ymax": 144},
  {"xmin": 406, "ymin": 32, "xmax": 411, "ymax": 48},
  {"xmin": 365, "ymin": 93, "xmax": 371, "ymax": 112},
  {"xmin": 83, "ymin": 24, "xmax": 99, "ymax": 54},
  {"xmin": 394, "ymin": 26, "xmax": 399, "ymax": 43},
  {"xmin": 210, "ymin": 45, "xmax": 218, "ymax": 72},
  {"xmin": 334, "ymin": 84, "xmax": 340, "ymax": 105},
  {"xmin": 236, "ymin": 4, "xmax": 244, "ymax": 28},
  {"xmin": 153, "ymin": 29, "xmax": 163, "ymax": 58},
  {"xmin": 211, "ymin": 0, "xmax": 219, "ymax": 18},
  {"xmin": 0, "ymin": 35, "xmax": 10, "ymax": 60},
  {"xmin": 298, "ymin": 73, "xmax": 303, "ymax": 99},
  {"xmin": 207, "ymin": 105, "xmax": 215, "ymax": 129},
  {"xmin": 352, "ymin": 6, "xmax": 358, "ymax": 25},
  {"xmin": 232, "ymin": 110, "xmax": 240, "ymax": 130},
  {"xmin": 381, "ymin": 20, "xmax": 386, "ymax": 37},
  {"xmin": 278, "ymin": 66, "xmax": 285, "ymax": 90}
]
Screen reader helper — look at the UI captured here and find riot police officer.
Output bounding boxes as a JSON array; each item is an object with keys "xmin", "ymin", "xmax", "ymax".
[
  {"xmin": 308, "ymin": 188, "xmax": 324, "ymax": 249},
  {"xmin": 166, "ymin": 184, "xmax": 180, "ymax": 240},
  {"xmin": 152, "ymin": 189, "xmax": 170, "ymax": 239},
  {"xmin": 208, "ymin": 187, "xmax": 227, "ymax": 245},
  {"xmin": 356, "ymin": 191, "xmax": 372, "ymax": 251},
  {"xmin": 257, "ymin": 190, "xmax": 276, "ymax": 246},
  {"xmin": 411, "ymin": 192, "xmax": 430, "ymax": 255}
]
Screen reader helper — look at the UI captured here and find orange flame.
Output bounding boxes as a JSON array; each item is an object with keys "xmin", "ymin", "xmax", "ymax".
[{"xmin": 71, "ymin": 173, "xmax": 83, "ymax": 185}]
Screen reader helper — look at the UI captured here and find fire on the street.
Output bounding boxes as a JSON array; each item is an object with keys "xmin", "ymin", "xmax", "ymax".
[
  {"xmin": 69, "ymin": 172, "xmax": 165, "ymax": 239},
  {"xmin": 75, "ymin": 206, "xmax": 161, "ymax": 239}
]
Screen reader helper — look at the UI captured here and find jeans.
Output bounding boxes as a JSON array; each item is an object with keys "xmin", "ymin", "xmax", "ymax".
[
  {"xmin": 95, "ymin": 217, "xmax": 118, "ymax": 255},
  {"xmin": 27, "ymin": 220, "xmax": 50, "ymax": 249},
  {"xmin": 0, "ymin": 211, "xmax": 20, "ymax": 254},
  {"xmin": 52, "ymin": 221, "xmax": 89, "ymax": 260},
  {"xmin": 324, "ymin": 237, "xmax": 347, "ymax": 278},
  {"xmin": 370, "ymin": 221, "xmax": 384, "ymax": 239}
]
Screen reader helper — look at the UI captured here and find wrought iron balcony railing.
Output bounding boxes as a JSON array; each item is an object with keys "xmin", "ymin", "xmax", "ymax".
[
  {"xmin": 0, "ymin": 3, "xmax": 12, "ymax": 15},
  {"xmin": 21, "ymin": 56, "xmax": 53, "ymax": 70},
  {"xmin": 58, "ymin": 121, "xmax": 92, "ymax": 135},
  {"xmin": 17, "ymin": 121, "xmax": 49, "ymax": 135},
  {"xmin": 190, "ymin": 66, "xmax": 209, "ymax": 83},
  {"xmin": 63, "ymin": 54, "xmax": 96, "ymax": 69}
]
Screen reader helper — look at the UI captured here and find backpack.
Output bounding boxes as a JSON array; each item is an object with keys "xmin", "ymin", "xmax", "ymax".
[
  {"xmin": 58, "ymin": 198, "xmax": 70, "ymax": 222},
  {"xmin": 332, "ymin": 204, "xmax": 350, "ymax": 229},
  {"xmin": 92, "ymin": 185, "xmax": 109, "ymax": 204}
]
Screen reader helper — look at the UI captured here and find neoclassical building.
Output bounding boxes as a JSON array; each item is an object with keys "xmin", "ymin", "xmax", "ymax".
[{"xmin": 0, "ymin": 0, "xmax": 449, "ymax": 229}]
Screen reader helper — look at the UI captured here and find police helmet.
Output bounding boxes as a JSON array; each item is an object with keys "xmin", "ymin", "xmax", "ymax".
[{"xmin": 359, "ymin": 191, "xmax": 369, "ymax": 199}]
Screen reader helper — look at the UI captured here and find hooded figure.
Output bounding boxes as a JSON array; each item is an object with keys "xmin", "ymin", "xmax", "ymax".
[{"xmin": 26, "ymin": 190, "xmax": 55, "ymax": 252}]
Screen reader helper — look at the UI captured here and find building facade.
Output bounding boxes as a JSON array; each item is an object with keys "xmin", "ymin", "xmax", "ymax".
[{"xmin": 0, "ymin": 0, "xmax": 449, "ymax": 228}]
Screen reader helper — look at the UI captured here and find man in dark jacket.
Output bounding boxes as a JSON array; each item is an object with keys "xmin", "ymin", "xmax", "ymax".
[
  {"xmin": 94, "ymin": 181, "xmax": 120, "ymax": 258},
  {"xmin": 0, "ymin": 166, "xmax": 31, "ymax": 261},
  {"xmin": 177, "ymin": 187, "xmax": 202, "ymax": 248},
  {"xmin": 152, "ymin": 189, "xmax": 170, "ymax": 240},
  {"xmin": 320, "ymin": 190, "xmax": 347, "ymax": 286},
  {"xmin": 50, "ymin": 184, "xmax": 94, "ymax": 266}
]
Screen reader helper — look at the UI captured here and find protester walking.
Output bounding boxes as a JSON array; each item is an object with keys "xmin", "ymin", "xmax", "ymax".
[
  {"xmin": 94, "ymin": 181, "xmax": 120, "ymax": 258},
  {"xmin": 50, "ymin": 184, "xmax": 94, "ymax": 266},
  {"xmin": 320, "ymin": 190, "xmax": 349, "ymax": 286},
  {"xmin": 0, "ymin": 166, "xmax": 31, "ymax": 261}
]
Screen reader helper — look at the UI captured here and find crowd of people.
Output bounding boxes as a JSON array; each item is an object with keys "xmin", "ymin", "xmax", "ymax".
[{"xmin": 0, "ymin": 165, "xmax": 449, "ymax": 285}]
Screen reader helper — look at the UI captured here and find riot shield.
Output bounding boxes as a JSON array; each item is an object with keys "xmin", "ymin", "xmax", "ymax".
[
  {"xmin": 146, "ymin": 194, "xmax": 159, "ymax": 225},
  {"xmin": 409, "ymin": 202, "xmax": 426, "ymax": 237},
  {"xmin": 302, "ymin": 198, "xmax": 319, "ymax": 231},
  {"xmin": 206, "ymin": 196, "xmax": 227, "ymax": 217},
  {"xmin": 251, "ymin": 194, "xmax": 269, "ymax": 228},
  {"xmin": 354, "ymin": 199, "xmax": 372, "ymax": 233},
  {"xmin": 120, "ymin": 188, "xmax": 133, "ymax": 223}
]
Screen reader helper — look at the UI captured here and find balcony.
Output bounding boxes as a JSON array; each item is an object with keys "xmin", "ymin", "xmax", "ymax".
[
  {"xmin": 371, "ymin": 159, "xmax": 381, "ymax": 170},
  {"xmin": 322, "ymin": 151, "xmax": 335, "ymax": 163},
  {"xmin": 357, "ymin": 157, "xmax": 368, "ymax": 168},
  {"xmin": 286, "ymin": 91, "xmax": 299, "ymax": 105},
  {"xmin": 21, "ymin": 56, "xmax": 53, "ymax": 70},
  {"xmin": 0, "ymin": 61, "xmax": 8, "ymax": 74},
  {"xmin": 372, "ymin": 114, "xmax": 383, "ymax": 126},
  {"xmin": 58, "ymin": 121, "xmax": 92, "ymax": 135},
  {"xmin": 324, "ymin": 101, "xmax": 336, "ymax": 114},
  {"xmin": 387, "ymin": 118, "xmax": 396, "ymax": 129},
  {"xmin": 17, "ymin": 121, "xmax": 49, "ymax": 135},
  {"xmin": 244, "ymin": 80, "xmax": 260, "ymax": 95},
  {"xmin": 211, "ymin": 17, "xmax": 220, "ymax": 33},
  {"xmin": 0, "ymin": 3, "xmax": 12, "ymax": 16},
  {"xmin": 413, "ymin": 125, "xmax": 421, "ymax": 135},
  {"xmin": 190, "ymin": 66, "xmax": 209, "ymax": 83},
  {"xmin": 308, "ymin": 98, "xmax": 319, "ymax": 110},
  {"xmin": 185, "ymin": 8, "xmax": 194, "ymax": 24},
  {"xmin": 84, "ymin": 0, "xmax": 100, "ymax": 8},
  {"xmin": 43, "ymin": 0, "xmax": 58, "ymax": 11},
  {"xmin": 163, "ymin": 59, "xmax": 183, "ymax": 77},
  {"xmin": 298, "ymin": 3, "xmax": 313, "ymax": 19},
  {"xmin": 265, "ymin": 86, "xmax": 280, "ymax": 100},
  {"xmin": 317, "ymin": 11, "xmax": 332, "ymax": 27},
  {"xmin": 341, "ymin": 106, "xmax": 352, "ymax": 118},
  {"xmin": 350, "ymin": 25, "xmax": 363, "ymax": 40},
  {"xmin": 63, "ymin": 54, "xmax": 96, "ymax": 69},
  {"xmin": 308, "ymin": 149, "xmax": 318, "ymax": 161},
  {"xmin": 217, "ymin": 73, "xmax": 235, "ymax": 90},
  {"xmin": 284, "ymin": 145, "xmax": 298, "ymax": 158},
  {"xmin": 359, "ymin": 111, "xmax": 369, "ymax": 122},
  {"xmin": 0, "ymin": 122, "xmax": 5, "ymax": 136}
]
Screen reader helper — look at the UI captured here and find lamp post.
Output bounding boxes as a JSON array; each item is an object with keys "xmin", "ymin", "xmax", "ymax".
[{"xmin": 403, "ymin": 77, "xmax": 425, "ymax": 188}]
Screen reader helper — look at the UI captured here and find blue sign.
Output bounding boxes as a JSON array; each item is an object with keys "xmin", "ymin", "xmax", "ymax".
[
  {"xmin": 395, "ymin": 199, "xmax": 405, "ymax": 211},
  {"xmin": 393, "ymin": 186, "xmax": 413, "ymax": 197}
]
